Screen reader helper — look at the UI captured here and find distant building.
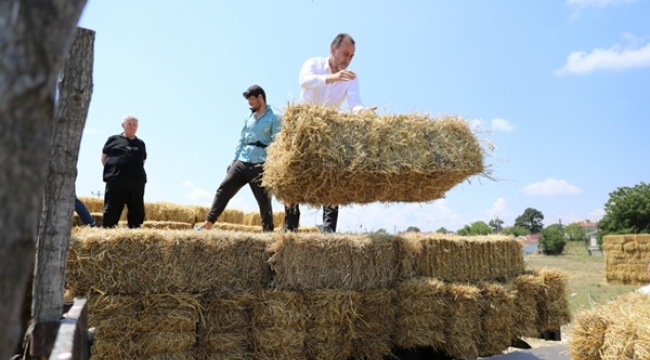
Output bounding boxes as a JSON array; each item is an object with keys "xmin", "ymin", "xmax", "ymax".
[{"xmin": 575, "ymin": 220, "xmax": 598, "ymax": 234}]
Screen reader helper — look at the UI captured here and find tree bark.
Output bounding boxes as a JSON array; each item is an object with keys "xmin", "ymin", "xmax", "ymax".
[
  {"xmin": 31, "ymin": 26, "xmax": 94, "ymax": 353},
  {"xmin": 0, "ymin": 1, "xmax": 87, "ymax": 358}
]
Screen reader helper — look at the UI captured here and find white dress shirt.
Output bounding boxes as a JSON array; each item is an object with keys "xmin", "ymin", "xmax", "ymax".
[{"xmin": 299, "ymin": 56, "xmax": 365, "ymax": 113}]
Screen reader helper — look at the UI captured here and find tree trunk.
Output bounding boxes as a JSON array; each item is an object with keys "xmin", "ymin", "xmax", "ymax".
[
  {"xmin": 30, "ymin": 27, "xmax": 95, "ymax": 355},
  {"xmin": 0, "ymin": 1, "xmax": 87, "ymax": 358}
]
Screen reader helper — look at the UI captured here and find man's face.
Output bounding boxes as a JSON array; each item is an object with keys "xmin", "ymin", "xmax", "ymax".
[
  {"xmin": 331, "ymin": 40, "xmax": 355, "ymax": 71},
  {"xmin": 248, "ymin": 95, "xmax": 263, "ymax": 112},
  {"xmin": 647, "ymin": 262, "xmax": 650, "ymax": 281},
  {"xmin": 122, "ymin": 119, "xmax": 138, "ymax": 137}
]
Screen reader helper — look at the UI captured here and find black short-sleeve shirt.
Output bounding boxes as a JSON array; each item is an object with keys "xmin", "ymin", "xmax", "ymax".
[{"xmin": 102, "ymin": 134, "xmax": 147, "ymax": 182}]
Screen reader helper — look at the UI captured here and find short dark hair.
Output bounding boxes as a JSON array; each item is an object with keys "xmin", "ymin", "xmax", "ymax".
[
  {"xmin": 331, "ymin": 33, "xmax": 355, "ymax": 49},
  {"xmin": 243, "ymin": 84, "xmax": 266, "ymax": 103}
]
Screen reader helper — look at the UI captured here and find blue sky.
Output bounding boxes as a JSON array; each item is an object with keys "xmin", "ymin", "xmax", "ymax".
[{"xmin": 75, "ymin": 0, "xmax": 650, "ymax": 233}]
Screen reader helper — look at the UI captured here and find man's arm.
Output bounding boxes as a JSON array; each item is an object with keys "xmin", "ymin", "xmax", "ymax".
[
  {"xmin": 232, "ymin": 118, "xmax": 247, "ymax": 162},
  {"xmin": 299, "ymin": 58, "xmax": 329, "ymax": 90},
  {"xmin": 347, "ymin": 78, "xmax": 377, "ymax": 113}
]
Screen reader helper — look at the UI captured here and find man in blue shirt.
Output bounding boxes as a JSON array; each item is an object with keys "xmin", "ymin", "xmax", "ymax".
[{"xmin": 196, "ymin": 85, "xmax": 282, "ymax": 231}]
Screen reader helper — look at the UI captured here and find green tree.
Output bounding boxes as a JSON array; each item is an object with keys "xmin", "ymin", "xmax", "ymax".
[
  {"xmin": 405, "ymin": 226, "xmax": 421, "ymax": 233},
  {"xmin": 514, "ymin": 208, "xmax": 544, "ymax": 234},
  {"xmin": 436, "ymin": 227, "xmax": 449, "ymax": 234},
  {"xmin": 489, "ymin": 217, "xmax": 504, "ymax": 233},
  {"xmin": 564, "ymin": 223, "xmax": 587, "ymax": 244},
  {"xmin": 538, "ymin": 225, "xmax": 566, "ymax": 255},
  {"xmin": 599, "ymin": 183, "xmax": 650, "ymax": 236},
  {"xmin": 457, "ymin": 221, "xmax": 492, "ymax": 236},
  {"xmin": 502, "ymin": 226, "xmax": 529, "ymax": 237}
]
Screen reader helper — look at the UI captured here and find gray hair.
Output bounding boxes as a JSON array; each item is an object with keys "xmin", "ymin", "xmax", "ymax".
[{"xmin": 122, "ymin": 115, "xmax": 138, "ymax": 124}]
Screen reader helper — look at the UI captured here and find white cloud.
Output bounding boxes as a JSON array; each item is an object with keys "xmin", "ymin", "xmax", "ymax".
[
  {"xmin": 522, "ymin": 178, "xmax": 582, "ymax": 196},
  {"xmin": 567, "ymin": 0, "xmax": 636, "ymax": 7},
  {"xmin": 485, "ymin": 198, "xmax": 507, "ymax": 219},
  {"xmin": 181, "ymin": 181, "xmax": 212, "ymax": 203},
  {"xmin": 491, "ymin": 118, "xmax": 514, "ymax": 132},
  {"xmin": 469, "ymin": 118, "xmax": 514, "ymax": 133},
  {"xmin": 556, "ymin": 41, "xmax": 650, "ymax": 75},
  {"xmin": 588, "ymin": 208, "xmax": 605, "ymax": 221}
]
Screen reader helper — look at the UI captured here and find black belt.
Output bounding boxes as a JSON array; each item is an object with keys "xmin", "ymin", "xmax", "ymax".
[{"xmin": 246, "ymin": 141, "xmax": 268, "ymax": 148}]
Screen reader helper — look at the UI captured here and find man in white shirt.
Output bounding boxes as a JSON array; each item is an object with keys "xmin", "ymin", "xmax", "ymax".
[
  {"xmin": 636, "ymin": 260, "xmax": 650, "ymax": 294},
  {"xmin": 284, "ymin": 33, "xmax": 376, "ymax": 233}
]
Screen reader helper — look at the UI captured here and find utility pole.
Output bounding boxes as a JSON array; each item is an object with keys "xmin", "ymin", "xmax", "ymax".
[{"xmin": 91, "ymin": 190, "xmax": 103, "ymax": 198}]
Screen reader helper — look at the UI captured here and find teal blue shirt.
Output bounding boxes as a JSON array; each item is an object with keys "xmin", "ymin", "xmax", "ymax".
[{"xmin": 233, "ymin": 105, "xmax": 282, "ymax": 164}]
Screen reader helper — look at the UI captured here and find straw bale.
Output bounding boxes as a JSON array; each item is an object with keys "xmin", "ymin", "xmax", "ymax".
[
  {"xmin": 262, "ymin": 103, "xmax": 486, "ymax": 206},
  {"xmin": 145, "ymin": 202, "xmax": 198, "ymax": 223},
  {"xmin": 91, "ymin": 332, "xmax": 195, "ymax": 358},
  {"xmin": 196, "ymin": 333, "xmax": 250, "ymax": 359},
  {"xmin": 399, "ymin": 233, "xmax": 525, "ymax": 282},
  {"xmin": 67, "ymin": 228, "xmax": 273, "ymax": 295},
  {"xmin": 510, "ymin": 273, "xmax": 546, "ymax": 338},
  {"xmin": 250, "ymin": 290, "xmax": 307, "ymax": 359},
  {"xmin": 242, "ymin": 211, "xmax": 286, "ymax": 228},
  {"xmin": 87, "ymin": 293, "xmax": 200, "ymax": 338},
  {"xmin": 78, "ymin": 196, "xmax": 103, "ymax": 213},
  {"xmin": 143, "ymin": 352, "xmax": 196, "ymax": 360},
  {"xmin": 571, "ymin": 292, "xmax": 650, "ymax": 360},
  {"xmin": 394, "ymin": 278, "xmax": 448, "ymax": 348},
  {"xmin": 438, "ymin": 283, "xmax": 482, "ymax": 359},
  {"xmin": 268, "ymin": 232, "xmax": 398, "ymax": 290},
  {"xmin": 202, "ymin": 293, "xmax": 253, "ymax": 332},
  {"xmin": 220, "ymin": 209, "xmax": 245, "ymax": 225},
  {"xmin": 350, "ymin": 290, "xmax": 395, "ymax": 360},
  {"xmin": 477, "ymin": 282, "xmax": 517, "ymax": 357},
  {"xmin": 533, "ymin": 269, "xmax": 571, "ymax": 331},
  {"xmin": 303, "ymin": 290, "xmax": 360, "ymax": 360}
]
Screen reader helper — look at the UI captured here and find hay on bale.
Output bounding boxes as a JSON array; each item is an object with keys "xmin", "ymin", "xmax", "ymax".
[
  {"xmin": 303, "ymin": 290, "xmax": 360, "ymax": 360},
  {"xmin": 141, "ymin": 352, "xmax": 196, "ymax": 360},
  {"xmin": 262, "ymin": 103, "xmax": 487, "ymax": 206},
  {"xmin": 476, "ymin": 282, "xmax": 517, "ymax": 358},
  {"xmin": 250, "ymin": 290, "xmax": 307, "ymax": 359},
  {"xmin": 394, "ymin": 278, "xmax": 448, "ymax": 349},
  {"xmin": 398, "ymin": 233, "xmax": 525, "ymax": 283},
  {"xmin": 143, "ymin": 202, "xmax": 197, "ymax": 223},
  {"xmin": 196, "ymin": 333, "xmax": 250, "ymax": 359},
  {"xmin": 242, "ymin": 210, "xmax": 285, "ymax": 228},
  {"xmin": 268, "ymin": 232, "xmax": 398, "ymax": 290},
  {"xmin": 91, "ymin": 332, "xmax": 195, "ymax": 359},
  {"xmin": 350, "ymin": 290, "xmax": 395, "ymax": 360},
  {"xmin": 571, "ymin": 292, "xmax": 650, "ymax": 360},
  {"xmin": 67, "ymin": 228, "xmax": 273, "ymax": 295},
  {"xmin": 534, "ymin": 268, "xmax": 572, "ymax": 331},
  {"xmin": 196, "ymin": 293, "xmax": 253, "ymax": 358},
  {"xmin": 437, "ymin": 283, "xmax": 482, "ymax": 359},
  {"xmin": 141, "ymin": 221, "xmax": 194, "ymax": 230}
]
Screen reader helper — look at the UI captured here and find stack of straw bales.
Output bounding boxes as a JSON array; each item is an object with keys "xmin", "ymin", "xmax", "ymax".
[
  {"xmin": 571, "ymin": 292, "xmax": 650, "ymax": 359},
  {"xmin": 603, "ymin": 234, "xmax": 650, "ymax": 285},
  {"xmin": 262, "ymin": 104, "xmax": 486, "ymax": 206},
  {"xmin": 66, "ymin": 229, "xmax": 570, "ymax": 359},
  {"xmin": 75, "ymin": 196, "xmax": 310, "ymax": 232}
]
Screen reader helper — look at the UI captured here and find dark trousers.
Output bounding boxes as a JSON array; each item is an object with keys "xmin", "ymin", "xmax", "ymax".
[
  {"xmin": 207, "ymin": 160, "xmax": 274, "ymax": 231},
  {"xmin": 103, "ymin": 177, "xmax": 146, "ymax": 228},
  {"xmin": 284, "ymin": 204, "xmax": 339, "ymax": 233},
  {"xmin": 75, "ymin": 198, "xmax": 95, "ymax": 226}
]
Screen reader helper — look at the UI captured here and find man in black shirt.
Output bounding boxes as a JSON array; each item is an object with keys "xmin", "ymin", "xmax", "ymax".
[{"xmin": 101, "ymin": 115, "xmax": 147, "ymax": 228}]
